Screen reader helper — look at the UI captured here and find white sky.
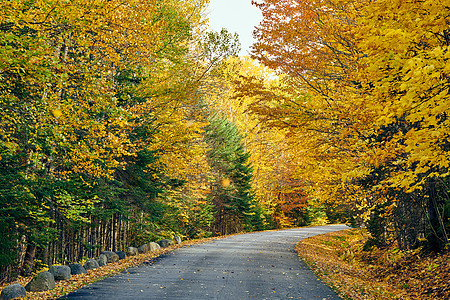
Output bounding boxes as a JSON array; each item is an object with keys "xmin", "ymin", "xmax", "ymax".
[{"xmin": 207, "ymin": 0, "xmax": 263, "ymax": 56}]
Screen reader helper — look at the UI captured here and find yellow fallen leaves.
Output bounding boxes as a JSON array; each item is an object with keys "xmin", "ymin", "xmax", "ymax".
[
  {"xmin": 0, "ymin": 245, "xmax": 173, "ymax": 300},
  {"xmin": 296, "ymin": 229, "xmax": 450, "ymax": 300}
]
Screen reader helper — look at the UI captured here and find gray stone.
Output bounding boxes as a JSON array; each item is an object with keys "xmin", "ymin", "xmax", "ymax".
[
  {"xmin": 138, "ymin": 244, "xmax": 149, "ymax": 254},
  {"xmin": 100, "ymin": 251, "xmax": 119, "ymax": 263},
  {"xmin": 83, "ymin": 258, "xmax": 99, "ymax": 270},
  {"xmin": 115, "ymin": 251, "xmax": 126, "ymax": 260},
  {"xmin": 126, "ymin": 247, "xmax": 138, "ymax": 256},
  {"xmin": 157, "ymin": 239, "xmax": 175, "ymax": 248},
  {"xmin": 49, "ymin": 265, "xmax": 71, "ymax": 280},
  {"xmin": 0, "ymin": 283, "xmax": 26, "ymax": 300},
  {"xmin": 174, "ymin": 236, "xmax": 182, "ymax": 245},
  {"xmin": 148, "ymin": 242, "xmax": 161, "ymax": 252},
  {"xmin": 96, "ymin": 254, "xmax": 108, "ymax": 267},
  {"xmin": 69, "ymin": 263, "xmax": 87, "ymax": 275},
  {"xmin": 25, "ymin": 271, "xmax": 55, "ymax": 292}
]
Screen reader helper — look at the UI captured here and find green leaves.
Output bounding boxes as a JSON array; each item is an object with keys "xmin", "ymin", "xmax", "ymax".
[
  {"xmin": 202, "ymin": 29, "xmax": 241, "ymax": 64},
  {"xmin": 205, "ymin": 114, "xmax": 264, "ymax": 233}
]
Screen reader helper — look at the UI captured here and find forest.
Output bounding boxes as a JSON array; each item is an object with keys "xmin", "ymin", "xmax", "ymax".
[{"xmin": 0, "ymin": 0, "xmax": 449, "ymax": 284}]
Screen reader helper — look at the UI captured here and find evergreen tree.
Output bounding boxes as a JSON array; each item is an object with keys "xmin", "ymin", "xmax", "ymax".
[{"xmin": 205, "ymin": 115, "xmax": 264, "ymax": 234}]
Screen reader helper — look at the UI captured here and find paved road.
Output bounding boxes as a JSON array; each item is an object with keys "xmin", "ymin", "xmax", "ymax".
[{"xmin": 60, "ymin": 225, "xmax": 347, "ymax": 300}]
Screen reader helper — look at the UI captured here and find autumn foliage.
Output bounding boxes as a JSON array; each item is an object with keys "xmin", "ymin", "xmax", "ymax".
[
  {"xmin": 240, "ymin": 0, "xmax": 450, "ymax": 251},
  {"xmin": 297, "ymin": 229, "xmax": 450, "ymax": 299},
  {"xmin": 1, "ymin": 0, "xmax": 449, "ymax": 289},
  {"xmin": 0, "ymin": 0, "xmax": 266, "ymax": 283}
]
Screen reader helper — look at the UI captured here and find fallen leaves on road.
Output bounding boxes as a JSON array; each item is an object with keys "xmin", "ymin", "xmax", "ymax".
[
  {"xmin": 23, "ymin": 247, "xmax": 176, "ymax": 300},
  {"xmin": 296, "ymin": 228, "xmax": 450, "ymax": 300},
  {"xmin": 0, "ymin": 235, "xmax": 229, "ymax": 300}
]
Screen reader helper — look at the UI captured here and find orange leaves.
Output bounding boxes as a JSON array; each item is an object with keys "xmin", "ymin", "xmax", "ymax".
[
  {"xmin": 250, "ymin": 0, "xmax": 370, "ymax": 200},
  {"xmin": 206, "ymin": 56, "xmax": 312, "ymax": 227},
  {"xmin": 247, "ymin": 0, "xmax": 450, "ymax": 229}
]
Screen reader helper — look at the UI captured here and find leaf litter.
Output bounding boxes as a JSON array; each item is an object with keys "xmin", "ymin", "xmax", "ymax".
[{"xmin": 296, "ymin": 228, "xmax": 449, "ymax": 300}]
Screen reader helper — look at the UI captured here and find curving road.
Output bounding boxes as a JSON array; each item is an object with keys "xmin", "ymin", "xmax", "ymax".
[{"xmin": 60, "ymin": 225, "xmax": 347, "ymax": 300}]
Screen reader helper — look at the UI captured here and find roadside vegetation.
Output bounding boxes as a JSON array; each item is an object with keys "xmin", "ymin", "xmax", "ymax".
[{"xmin": 297, "ymin": 229, "xmax": 450, "ymax": 300}]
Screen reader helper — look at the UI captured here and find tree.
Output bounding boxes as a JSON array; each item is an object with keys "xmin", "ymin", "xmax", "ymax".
[
  {"xmin": 248, "ymin": 0, "xmax": 450, "ymax": 250},
  {"xmin": 205, "ymin": 115, "xmax": 264, "ymax": 234},
  {"xmin": 0, "ymin": 0, "xmax": 216, "ymax": 282},
  {"xmin": 355, "ymin": 0, "xmax": 450, "ymax": 249}
]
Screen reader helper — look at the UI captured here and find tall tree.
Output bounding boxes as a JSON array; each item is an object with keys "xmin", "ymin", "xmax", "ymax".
[
  {"xmin": 205, "ymin": 115, "xmax": 264, "ymax": 234},
  {"xmin": 247, "ymin": 0, "xmax": 449, "ymax": 250},
  {"xmin": 355, "ymin": 0, "xmax": 450, "ymax": 249}
]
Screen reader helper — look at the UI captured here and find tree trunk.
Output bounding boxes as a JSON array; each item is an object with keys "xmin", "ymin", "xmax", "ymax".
[
  {"xmin": 427, "ymin": 181, "xmax": 449, "ymax": 250},
  {"xmin": 21, "ymin": 242, "xmax": 36, "ymax": 276}
]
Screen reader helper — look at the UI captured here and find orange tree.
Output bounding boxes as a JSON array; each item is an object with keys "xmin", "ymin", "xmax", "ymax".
[{"xmin": 248, "ymin": 0, "xmax": 449, "ymax": 250}]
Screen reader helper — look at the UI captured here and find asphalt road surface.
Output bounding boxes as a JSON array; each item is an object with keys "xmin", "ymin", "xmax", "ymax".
[{"xmin": 60, "ymin": 225, "xmax": 347, "ymax": 300}]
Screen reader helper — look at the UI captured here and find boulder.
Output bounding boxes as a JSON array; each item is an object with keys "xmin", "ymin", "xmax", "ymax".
[
  {"xmin": 115, "ymin": 251, "xmax": 126, "ymax": 260},
  {"xmin": 83, "ymin": 258, "xmax": 99, "ymax": 270},
  {"xmin": 0, "ymin": 283, "xmax": 27, "ymax": 300},
  {"xmin": 174, "ymin": 236, "xmax": 182, "ymax": 245},
  {"xmin": 138, "ymin": 244, "xmax": 149, "ymax": 254},
  {"xmin": 157, "ymin": 239, "xmax": 175, "ymax": 248},
  {"xmin": 49, "ymin": 265, "xmax": 71, "ymax": 280},
  {"xmin": 25, "ymin": 271, "xmax": 55, "ymax": 292},
  {"xmin": 126, "ymin": 247, "xmax": 138, "ymax": 256},
  {"xmin": 69, "ymin": 263, "xmax": 87, "ymax": 275},
  {"xmin": 148, "ymin": 242, "xmax": 161, "ymax": 252},
  {"xmin": 96, "ymin": 254, "xmax": 108, "ymax": 267},
  {"xmin": 100, "ymin": 251, "xmax": 119, "ymax": 263}
]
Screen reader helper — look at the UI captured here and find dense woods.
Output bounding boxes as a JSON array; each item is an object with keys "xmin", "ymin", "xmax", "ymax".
[
  {"xmin": 244, "ymin": 0, "xmax": 449, "ymax": 251},
  {"xmin": 0, "ymin": 0, "xmax": 449, "ymax": 286},
  {"xmin": 0, "ymin": 0, "xmax": 258, "ymax": 283}
]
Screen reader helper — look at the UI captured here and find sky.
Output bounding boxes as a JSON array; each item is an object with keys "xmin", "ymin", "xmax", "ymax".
[{"xmin": 207, "ymin": 0, "xmax": 263, "ymax": 56}]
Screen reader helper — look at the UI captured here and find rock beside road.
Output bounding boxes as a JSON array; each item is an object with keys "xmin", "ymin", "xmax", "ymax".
[
  {"xmin": 157, "ymin": 239, "xmax": 174, "ymax": 248},
  {"xmin": 127, "ymin": 247, "xmax": 138, "ymax": 256},
  {"xmin": 1, "ymin": 283, "xmax": 27, "ymax": 300},
  {"xmin": 100, "ymin": 251, "xmax": 119, "ymax": 263},
  {"xmin": 148, "ymin": 242, "xmax": 161, "ymax": 251},
  {"xmin": 84, "ymin": 259, "xmax": 100, "ymax": 270},
  {"xmin": 115, "ymin": 251, "xmax": 126, "ymax": 260},
  {"xmin": 69, "ymin": 263, "xmax": 87, "ymax": 275},
  {"xmin": 96, "ymin": 254, "xmax": 108, "ymax": 267},
  {"xmin": 49, "ymin": 265, "xmax": 71, "ymax": 280},
  {"xmin": 138, "ymin": 244, "xmax": 149, "ymax": 254},
  {"xmin": 25, "ymin": 271, "xmax": 55, "ymax": 292}
]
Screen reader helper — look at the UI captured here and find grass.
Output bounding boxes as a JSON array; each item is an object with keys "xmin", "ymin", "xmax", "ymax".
[{"xmin": 296, "ymin": 228, "xmax": 450, "ymax": 300}]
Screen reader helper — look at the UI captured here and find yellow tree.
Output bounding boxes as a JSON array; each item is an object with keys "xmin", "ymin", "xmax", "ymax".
[
  {"xmin": 355, "ymin": 0, "xmax": 450, "ymax": 248},
  {"xmin": 248, "ymin": 0, "xmax": 374, "ymax": 216},
  {"xmin": 248, "ymin": 0, "xmax": 449, "ymax": 248},
  {"xmin": 200, "ymin": 56, "xmax": 311, "ymax": 227},
  {"xmin": 0, "ymin": 0, "xmax": 216, "ymax": 277}
]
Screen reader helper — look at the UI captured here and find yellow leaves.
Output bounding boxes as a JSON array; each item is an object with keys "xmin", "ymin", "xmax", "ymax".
[
  {"xmin": 51, "ymin": 109, "xmax": 63, "ymax": 118},
  {"xmin": 221, "ymin": 178, "xmax": 231, "ymax": 187},
  {"xmin": 245, "ymin": 0, "xmax": 448, "ymax": 222},
  {"xmin": 352, "ymin": 0, "xmax": 450, "ymax": 194},
  {"xmin": 299, "ymin": 229, "xmax": 450, "ymax": 300}
]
